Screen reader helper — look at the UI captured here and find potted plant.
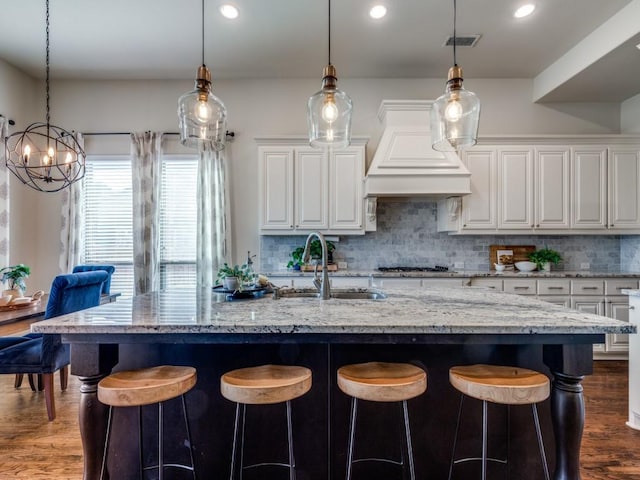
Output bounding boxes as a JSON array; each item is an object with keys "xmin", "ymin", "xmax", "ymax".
[
  {"xmin": 287, "ymin": 247, "xmax": 305, "ymax": 270},
  {"xmin": 0, "ymin": 264, "xmax": 31, "ymax": 297},
  {"xmin": 528, "ymin": 247, "xmax": 562, "ymax": 272},
  {"xmin": 216, "ymin": 263, "xmax": 255, "ymax": 291},
  {"xmin": 309, "ymin": 239, "xmax": 335, "ymax": 263}
]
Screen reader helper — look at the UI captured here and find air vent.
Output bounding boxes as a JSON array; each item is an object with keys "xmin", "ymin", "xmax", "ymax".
[{"xmin": 443, "ymin": 34, "xmax": 481, "ymax": 47}]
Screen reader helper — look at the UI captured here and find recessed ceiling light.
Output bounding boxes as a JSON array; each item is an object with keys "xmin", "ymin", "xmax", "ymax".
[
  {"xmin": 514, "ymin": 3, "xmax": 535, "ymax": 18},
  {"xmin": 369, "ymin": 5, "xmax": 387, "ymax": 19},
  {"xmin": 220, "ymin": 4, "xmax": 239, "ymax": 19}
]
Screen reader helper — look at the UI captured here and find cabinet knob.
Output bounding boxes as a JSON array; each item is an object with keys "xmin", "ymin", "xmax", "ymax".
[{"xmin": 630, "ymin": 306, "xmax": 635, "ymax": 310}]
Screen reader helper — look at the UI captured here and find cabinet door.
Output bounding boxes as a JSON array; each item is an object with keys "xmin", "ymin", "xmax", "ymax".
[
  {"xmin": 329, "ymin": 147, "xmax": 364, "ymax": 230},
  {"xmin": 498, "ymin": 147, "xmax": 534, "ymax": 229},
  {"xmin": 537, "ymin": 295, "xmax": 571, "ymax": 308},
  {"xmin": 571, "ymin": 296, "xmax": 606, "ymax": 353},
  {"xmin": 295, "ymin": 148, "xmax": 329, "ymax": 230},
  {"xmin": 605, "ymin": 296, "xmax": 630, "ymax": 353},
  {"xmin": 535, "ymin": 147, "xmax": 570, "ymax": 229},
  {"xmin": 461, "ymin": 149, "xmax": 497, "ymax": 230},
  {"xmin": 608, "ymin": 147, "xmax": 640, "ymax": 230},
  {"xmin": 259, "ymin": 146, "xmax": 294, "ymax": 230},
  {"xmin": 571, "ymin": 146, "xmax": 607, "ymax": 229}
]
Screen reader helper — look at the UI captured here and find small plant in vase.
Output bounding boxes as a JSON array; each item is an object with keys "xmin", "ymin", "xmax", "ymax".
[
  {"xmin": 286, "ymin": 247, "xmax": 305, "ymax": 270},
  {"xmin": 0, "ymin": 264, "xmax": 31, "ymax": 298},
  {"xmin": 528, "ymin": 247, "xmax": 562, "ymax": 272},
  {"xmin": 216, "ymin": 263, "xmax": 255, "ymax": 291}
]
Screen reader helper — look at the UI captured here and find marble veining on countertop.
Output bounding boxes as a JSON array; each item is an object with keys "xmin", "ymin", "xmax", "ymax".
[
  {"xmin": 265, "ymin": 269, "xmax": 640, "ymax": 278},
  {"xmin": 32, "ymin": 286, "xmax": 634, "ymax": 336}
]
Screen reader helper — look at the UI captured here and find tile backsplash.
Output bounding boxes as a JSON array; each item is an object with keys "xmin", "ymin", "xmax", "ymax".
[{"xmin": 261, "ymin": 199, "xmax": 631, "ymax": 272}]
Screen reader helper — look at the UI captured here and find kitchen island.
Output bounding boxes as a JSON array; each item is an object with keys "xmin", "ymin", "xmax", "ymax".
[{"xmin": 32, "ymin": 286, "xmax": 634, "ymax": 480}]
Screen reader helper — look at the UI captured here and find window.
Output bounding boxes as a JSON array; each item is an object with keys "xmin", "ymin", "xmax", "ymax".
[{"xmin": 83, "ymin": 154, "xmax": 198, "ymax": 296}]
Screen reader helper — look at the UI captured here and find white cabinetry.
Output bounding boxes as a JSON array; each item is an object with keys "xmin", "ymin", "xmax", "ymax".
[
  {"xmin": 440, "ymin": 137, "xmax": 640, "ymax": 234},
  {"xmin": 498, "ymin": 147, "xmax": 534, "ymax": 229},
  {"xmin": 258, "ymin": 138, "xmax": 367, "ymax": 235}
]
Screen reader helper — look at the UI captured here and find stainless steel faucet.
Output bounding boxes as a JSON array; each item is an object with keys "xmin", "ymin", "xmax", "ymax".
[{"xmin": 302, "ymin": 231, "xmax": 331, "ymax": 300}]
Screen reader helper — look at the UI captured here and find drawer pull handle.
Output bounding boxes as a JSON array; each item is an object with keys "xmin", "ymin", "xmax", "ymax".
[
  {"xmin": 547, "ymin": 286, "xmax": 565, "ymax": 290},
  {"xmin": 514, "ymin": 286, "xmax": 530, "ymax": 290},
  {"xmin": 581, "ymin": 286, "xmax": 599, "ymax": 290}
]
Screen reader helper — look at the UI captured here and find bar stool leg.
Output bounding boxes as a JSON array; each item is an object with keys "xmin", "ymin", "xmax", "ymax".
[
  {"xmin": 100, "ymin": 406, "xmax": 114, "ymax": 480},
  {"xmin": 401, "ymin": 400, "xmax": 416, "ymax": 480},
  {"xmin": 158, "ymin": 402, "xmax": 165, "ymax": 480},
  {"xmin": 138, "ymin": 406, "xmax": 144, "ymax": 479},
  {"xmin": 448, "ymin": 395, "xmax": 464, "ymax": 480},
  {"xmin": 180, "ymin": 394, "xmax": 197, "ymax": 479},
  {"xmin": 230, "ymin": 403, "xmax": 243, "ymax": 480},
  {"xmin": 346, "ymin": 397, "xmax": 358, "ymax": 480},
  {"xmin": 481, "ymin": 400, "xmax": 488, "ymax": 480},
  {"xmin": 286, "ymin": 400, "xmax": 296, "ymax": 480},
  {"xmin": 532, "ymin": 404, "xmax": 550, "ymax": 480}
]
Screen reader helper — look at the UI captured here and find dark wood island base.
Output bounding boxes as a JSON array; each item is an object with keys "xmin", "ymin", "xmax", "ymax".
[{"xmin": 69, "ymin": 336, "xmax": 595, "ymax": 480}]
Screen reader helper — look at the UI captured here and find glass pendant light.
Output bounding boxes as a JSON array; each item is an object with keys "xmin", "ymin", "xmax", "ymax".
[
  {"xmin": 178, "ymin": 0, "xmax": 227, "ymax": 151},
  {"xmin": 431, "ymin": 0, "xmax": 480, "ymax": 152},
  {"xmin": 4, "ymin": 0, "xmax": 86, "ymax": 193},
  {"xmin": 307, "ymin": 0, "xmax": 353, "ymax": 149}
]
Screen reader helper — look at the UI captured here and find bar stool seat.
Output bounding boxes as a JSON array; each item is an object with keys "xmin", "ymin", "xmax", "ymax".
[
  {"xmin": 337, "ymin": 362, "xmax": 427, "ymax": 480},
  {"xmin": 448, "ymin": 364, "xmax": 550, "ymax": 480},
  {"xmin": 98, "ymin": 365, "xmax": 197, "ymax": 479},
  {"xmin": 221, "ymin": 364, "xmax": 312, "ymax": 480}
]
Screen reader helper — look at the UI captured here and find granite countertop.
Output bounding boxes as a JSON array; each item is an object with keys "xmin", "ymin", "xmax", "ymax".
[
  {"xmin": 266, "ymin": 269, "xmax": 640, "ymax": 278},
  {"xmin": 32, "ymin": 286, "xmax": 634, "ymax": 336}
]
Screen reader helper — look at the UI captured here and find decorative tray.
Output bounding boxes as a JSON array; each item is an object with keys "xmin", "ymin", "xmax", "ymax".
[
  {"xmin": 0, "ymin": 298, "xmax": 41, "ymax": 312},
  {"xmin": 212, "ymin": 285, "xmax": 271, "ymax": 300}
]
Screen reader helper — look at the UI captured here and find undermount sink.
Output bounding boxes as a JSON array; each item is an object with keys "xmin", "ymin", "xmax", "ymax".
[{"xmin": 274, "ymin": 288, "xmax": 386, "ymax": 300}]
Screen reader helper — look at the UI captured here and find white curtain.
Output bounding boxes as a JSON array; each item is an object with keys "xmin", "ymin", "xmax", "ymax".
[
  {"xmin": 59, "ymin": 133, "xmax": 86, "ymax": 273},
  {"xmin": 0, "ymin": 118, "xmax": 9, "ymax": 268},
  {"xmin": 131, "ymin": 132, "xmax": 162, "ymax": 294},
  {"xmin": 197, "ymin": 147, "xmax": 230, "ymax": 287}
]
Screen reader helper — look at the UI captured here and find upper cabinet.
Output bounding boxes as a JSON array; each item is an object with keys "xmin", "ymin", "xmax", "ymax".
[
  {"xmin": 440, "ymin": 136, "xmax": 640, "ymax": 235},
  {"xmin": 258, "ymin": 138, "xmax": 368, "ymax": 235}
]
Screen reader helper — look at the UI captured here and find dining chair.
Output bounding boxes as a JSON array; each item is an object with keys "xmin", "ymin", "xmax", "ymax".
[
  {"xmin": 0, "ymin": 270, "xmax": 109, "ymax": 420},
  {"xmin": 72, "ymin": 264, "xmax": 115, "ymax": 295}
]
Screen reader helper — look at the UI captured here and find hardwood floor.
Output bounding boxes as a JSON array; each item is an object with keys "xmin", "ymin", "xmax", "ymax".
[{"xmin": 1, "ymin": 318, "xmax": 639, "ymax": 478}]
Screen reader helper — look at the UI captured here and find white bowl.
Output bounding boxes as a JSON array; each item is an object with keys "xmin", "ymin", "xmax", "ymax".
[
  {"xmin": 494, "ymin": 263, "xmax": 506, "ymax": 272},
  {"xmin": 515, "ymin": 261, "xmax": 537, "ymax": 272}
]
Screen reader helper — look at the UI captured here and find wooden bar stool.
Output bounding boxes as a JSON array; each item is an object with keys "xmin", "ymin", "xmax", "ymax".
[
  {"xmin": 337, "ymin": 362, "xmax": 427, "ymax": 480},
  {"xmin": 448, "ymin": 364, "xmax": 550, "ymax": 480},
  {"xmin": 220, "ymin": 364, "xmax": 312, "ymax": 480},
  {"xmin": 97, "ymin": 365, "xmax": 197, "ymax": 480}
]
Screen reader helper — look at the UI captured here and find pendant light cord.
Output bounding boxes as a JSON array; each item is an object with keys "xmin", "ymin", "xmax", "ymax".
[
  {"xmin": 327, "ymin": 0, "xmax": 331, "ymax": 65},
  {"xmin": 45, "ymin": 0, "xmax": 50, "ymax": 131},
  {"xmin": 452, "ymin": 0, "xmax": 457, "ymax": 66},
  {"xmin": 201, "ymin": 0, "xmax": 205, "ymax": 65}
]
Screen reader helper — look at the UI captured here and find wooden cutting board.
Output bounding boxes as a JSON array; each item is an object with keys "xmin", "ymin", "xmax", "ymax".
[{"xmin": 489, "ymin": 245, "xmax": 536, "ymax": 270}]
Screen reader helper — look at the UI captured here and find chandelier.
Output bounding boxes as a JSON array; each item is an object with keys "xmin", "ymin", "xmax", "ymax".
[
  {"xmin": 431, "ymin": 0, "xmax": 481, "ymax": 151},
  {"xmin": 307, "ymin": 0, "xmax": 353, "ymax": 149},
  {"xmin": 4, "ymin": 0, "xmax": 85, "ymax": 193},
  {"xmin": 178, "ymin": 0, "xmax": 227, "ymax": 151}
]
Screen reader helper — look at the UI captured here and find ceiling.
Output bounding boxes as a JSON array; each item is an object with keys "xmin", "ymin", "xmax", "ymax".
[{"xmin": 0, "ymin": 0, "xmax": 639, "ymax": 103}]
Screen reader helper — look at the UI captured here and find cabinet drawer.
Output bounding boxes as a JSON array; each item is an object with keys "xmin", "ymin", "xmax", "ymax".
[
  {"xmin": 537, "ymin": 279, "xmax": 571, "ymax": 295},
  {"xmin": 373, "ymin": 277, "xmax": 422, "ymax": 288},
  {"xmin": 470, "ymin": 278, "xmax": 504, "ymax": 291},
  {"xmin": 571, "ymin": 279, "xmax": 604, "ymax": 295},
  {"xmin": 422, "ymin": 278, "xmax": 467, "ymax": 287},
  {"xmin": 537, "ymin": 295, "xmax": 571, "ymax": 308},
  {"xmin": 605, "ymin": 279, "xmax": 639, "ymax": 296},
  {"xmin": 330, "ymin": 277, "xmax": 370, "ymax": 288},
  {"xmin": 504, "ymin": 279, "xmax": 537, "ymax": 295}
]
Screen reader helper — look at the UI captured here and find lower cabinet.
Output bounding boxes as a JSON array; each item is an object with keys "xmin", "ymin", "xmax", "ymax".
[{"xmin": 471, "ymin": 276, "xmax": 637, "ymax": 359}]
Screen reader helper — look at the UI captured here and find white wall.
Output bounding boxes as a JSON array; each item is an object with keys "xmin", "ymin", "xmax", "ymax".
[
  {"xmin": 622, "ymin": 92, "xmax": 640, "ymax": 133},
  {"xmin": 4, "ymin": 76, "xmax": 624, "ymax": 291}
]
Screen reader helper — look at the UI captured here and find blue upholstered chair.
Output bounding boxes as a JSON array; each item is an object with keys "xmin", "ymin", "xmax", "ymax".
[
  {"xmin": 72, "ymin": 264, "xmax": 115, "ymax": 295},
  {"xmin": 0, "ymin": 271, "xmax": 109, "ymax": 420}
]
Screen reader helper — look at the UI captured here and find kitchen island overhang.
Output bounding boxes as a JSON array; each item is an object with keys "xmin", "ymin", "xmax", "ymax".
[{"xmin": 32, "ymin": 287, "xmax": 634, "ymax": 480}]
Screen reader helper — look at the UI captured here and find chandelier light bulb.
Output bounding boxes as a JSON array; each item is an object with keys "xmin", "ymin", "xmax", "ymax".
[
  {"xmin": 42, "ymin": 154, "xmax": 50, "ymax": 166},
  {"xmin": 444, "ymin": 99, "xmax": 463, "ymax": 122},
  {"xmin": 196, "ymin": 100, "xmax": 212, "ymax": 122},
  {"xmin": 23, "ymin": 144, "xmax": 31, "ymax": 163},
  {"xmin": 47, "ymin": 146, "xmax": 55, "ymax": 158},
  {"xmin": 326, "ymin": 128, "xmax": 335, "ymax": 142},
  {"xmin": 65, "ymin": 152, "xmax": 73, "ymax": 164},
  {"xmin": 321, "ymin": 99, "xmax": 339, "ymax": 123}
]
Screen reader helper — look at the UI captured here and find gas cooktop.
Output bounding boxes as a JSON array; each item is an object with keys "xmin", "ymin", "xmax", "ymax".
[{"xmin": 377, "ymin": 266, "xmax": 450, "ymax": 273}]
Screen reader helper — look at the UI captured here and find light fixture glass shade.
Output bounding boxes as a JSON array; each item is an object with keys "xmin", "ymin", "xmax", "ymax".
[
  {"xmin": 178, "ymin": 65, "xmax": 227, "ymax": 151},
  {"xmin": 308, "ymin": 65, "xmax": 353, "ymax": 149},
  {"xmin": 431, "ymin": 66, "xmax": 480, "ymax": 152},
  {"xmin": 4, "ymin": 122, "xmax": 85, "ymax": 192}
]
